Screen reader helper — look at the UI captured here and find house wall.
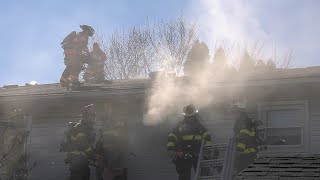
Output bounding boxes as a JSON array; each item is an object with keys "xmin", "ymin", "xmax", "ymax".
[
  {"xmin": 126, "ymin": 102, "xmax": 236, "ymax": 180},
  {"xmin": 200, "ymin": 108, "xmax": 236, "ymax": 144},
  {"xmin": 308, "ymin": 98, "xmax": 320, "ymax": 153},
  {"xmin": 24, "ymin": 97, "xmax": 316, "ymax": 180},
  {"xmin": 4, "ymin": 82, "xmax": 320, "ymax": 179},
  {"xmin": 128, "ymin": 122, "xmax": 178, "ymax": 180},
  {"xmin": 0, "ymin": 118, "xmax": 28, "ymax": 179},
  {"xmin": 23, "ymin": 96, "xmax": 140, "ymax": 180},
  {"xmin": 28, "ymin": 117, "xmax": 70, "ymax": 180},
  {"xmin": 27, "ymin": 99, "xmax": 105, "ymax": 180},
  {"xmin": 257, "ymin": 85, "xmax": 320, "ymax": 154},
  {"xmin": 98, "ymin": 94, "xmax": 179, "ymax": 180},
  {"xmin": 249, "ymin": 84, "xmax": 320, "ymax": 154},
  {"xmin": 27, "ymin": 100, "xmax": 73, "ymax": 180}
]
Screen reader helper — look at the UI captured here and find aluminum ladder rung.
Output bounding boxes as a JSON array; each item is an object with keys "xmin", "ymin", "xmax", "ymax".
[
  {"xmin": 204, "ymin": 143, "xmax": 227, "ymax": 148},
  {"xmin": 203, "ymin": 143, "xmax": 227, "ymax": 151},
  {"xmin": 195, "ymin": 140, "xmax": 232, "ymax": 180},
  {"xmin": 200, "ymin": 158, "xmax": 224, "ymax": 167}
]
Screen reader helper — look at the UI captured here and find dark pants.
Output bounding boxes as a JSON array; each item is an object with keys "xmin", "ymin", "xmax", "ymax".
[
  {"xmin": 69, "ymin": 166, "xmax": 90, "ymax": 180},
  {"xmin": 60, "ymin": 57, "xmax": 83, "ymax": 87},
  {"xmin": 112, "ymin": 168, "xmax": 127, "ymax": 180},
  {"xmin": 174, "ymin": 158, "xmax": 198, "ymax": 180},
  {"xmin": 68, "ymin": 155, "xmax": 90, "ymax": 180},
  {"xmin": 96, "ymin": 151, "xmax": 127, "ymax": 180}
]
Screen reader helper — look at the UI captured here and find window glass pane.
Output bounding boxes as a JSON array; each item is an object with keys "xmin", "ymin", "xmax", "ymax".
[
  {"xmin": 266, "ymin": 109, "xmax": 302, "ymax": 127},
  {"xmin": 266, "ymin": 127, "xmax": 301, "ymax": 145}
]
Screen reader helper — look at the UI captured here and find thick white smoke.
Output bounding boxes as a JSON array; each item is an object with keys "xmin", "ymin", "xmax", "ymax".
[
  {"xmin": 193, "ymin": 0, "xmax": 270, "ymax": 50},
  {"xmin": 143, "ymin": 0, "xmax": 273, "ymax": 126},
  {"xmin": 143, "ymin": 67, "xmax": 222, "ymax": 126}
]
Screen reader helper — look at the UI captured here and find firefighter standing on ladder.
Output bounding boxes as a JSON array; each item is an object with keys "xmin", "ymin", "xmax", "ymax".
[
  {"xmin": 232, "ymin": 102, "xmax": 258, "ymax": 174},
  {"xmin": 95, "ymin": 120, "xmax": 128, "ymax": 180},
  {"xmin": 60, "ymin": 104, "xmax": 96, "ymax": 180},
  {"xmin": 60, "ymin": 25, "xmax": 95, "ymax": 87},
  {"xmin": 166, "ymin": 104, "xmax": 214, "ymax": 180}
]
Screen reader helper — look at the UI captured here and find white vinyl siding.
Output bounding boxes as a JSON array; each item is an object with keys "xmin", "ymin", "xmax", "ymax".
[
  {"xmin": 200, "ymin": 110, "xmax": 235, "ymax": 144},
  {"xmin": 309, "ymin": 99, "xmax": 320, "ymax": 152},
  {"xmin": 28, "ymin": 119, "xmax": 70, "ymax": 180},
  {"xmin": 127, "ymin": 123, "xmax": 178, "ymax": 180}
]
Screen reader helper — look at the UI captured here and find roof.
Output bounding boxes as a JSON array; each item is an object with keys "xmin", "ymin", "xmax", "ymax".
[
  {"xmin": 1, "ymin": 66, "xmax": 320, "ymax": 99},
  {"xmin": 235, "ymin": 154, "xmax": 320, "ymax": 180},
  {"xmin": 0, "ymin": 79, "xmax": 151, "ymax": 98}
]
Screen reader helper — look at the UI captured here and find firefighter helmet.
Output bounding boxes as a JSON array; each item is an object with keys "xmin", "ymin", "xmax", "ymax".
[
  {"xmin": 81, "ymin": 104, "xmax": 96, "ymax": 123},
  {"xmin": 182, "ymin": 104, "xmax": 198, "ymax": 117},
  {"xmin": 80, "ymin": 25, "xmax": 95, "ymax": 37}
]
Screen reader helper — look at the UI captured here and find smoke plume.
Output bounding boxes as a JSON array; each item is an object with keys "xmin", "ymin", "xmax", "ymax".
[{"xmin": 142, "ymin": 0, "xmax": 271, "ymax": 126}]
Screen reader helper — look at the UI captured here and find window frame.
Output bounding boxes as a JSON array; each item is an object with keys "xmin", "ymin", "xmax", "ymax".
[{"xmin": 258, "ymin": 100, "xmax": 310, "ymax": 152}]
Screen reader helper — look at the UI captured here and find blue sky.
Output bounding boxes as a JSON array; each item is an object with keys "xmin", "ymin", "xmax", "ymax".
[{"xmin": 1, "ymin": 0, "xmax": 319, "ymax": 85}]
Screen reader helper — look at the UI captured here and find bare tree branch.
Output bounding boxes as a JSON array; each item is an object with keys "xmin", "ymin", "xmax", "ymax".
[
  {"xmin": 216, "ymin": 41, "xmax": 293, "ymax": 71},
  {"xmin": 91, "ymin": 16, "xmax": 198, "ymax": 80}
]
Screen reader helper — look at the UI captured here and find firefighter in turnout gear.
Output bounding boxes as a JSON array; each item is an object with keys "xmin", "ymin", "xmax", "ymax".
[
  {"xmin": 167, "ymin": 104, "xmax": 213, "ymax": 180},
  {"xmin": 95, "ymin": 120, "xmax": 128, "ymax": 180},
  {"xmin": 232, "ymin": 102, "xmax": 258, "ymax": 174},
  {"xmin": 84, "ymin": 42, "xmax": 107, "ymax": 83},
  {"xmin": 60, "ymin": 25, "xmax": 95, "ymax": 87},
  {"xmin": 60, "ymin": 104, "xmax": 96, "ymax": 180}
]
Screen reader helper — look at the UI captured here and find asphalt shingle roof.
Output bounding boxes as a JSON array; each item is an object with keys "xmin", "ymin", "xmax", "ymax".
[
  {"xmin": 1, "ymin": 66, "xmax": 320, "ymax": 98},
  {"xmin": 0, "ymin": 79, "xmax": 150, "ymax": 97},
  {"xmin": 235, "ymin": 154, "xmax": 320, "ymax": 180}
]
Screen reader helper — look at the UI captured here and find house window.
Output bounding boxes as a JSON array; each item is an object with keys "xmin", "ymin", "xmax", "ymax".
[
  {"xmin": 260, "ymin": 102, "xmax": 307, "ymax": 148},
  {"xmin": 265, "ymin": 109, "xmax": 303, "ymax": 145},
  {"xmin": 266, "ymin": 127, "xmax": 301, "ymax": 145}
]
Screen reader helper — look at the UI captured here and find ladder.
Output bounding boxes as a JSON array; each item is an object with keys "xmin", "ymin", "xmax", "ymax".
[{"xmin": 194, "ymin": 138, "xmax": 236, "ymax": 180}]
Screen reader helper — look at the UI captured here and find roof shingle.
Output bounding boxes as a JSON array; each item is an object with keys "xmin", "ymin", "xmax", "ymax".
[{"xmin": 236, "ymin": 154, "xmax": 320, "ymax": 179}]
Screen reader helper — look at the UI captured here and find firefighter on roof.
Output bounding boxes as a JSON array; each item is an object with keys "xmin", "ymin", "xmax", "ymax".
[
  {"xmin": 84, "ymin": 42, "xmax": 107, "ymax": 83},
  {"xmin": 167, "ymin": 104, "xmax": 216, "ymax": 180},
  {"xmin": 60, "ymin": 104, "xmax": 96, "ymax": 180},
  {"xmin": 231, "ymin": 101, "xmax": 258, "ymax": 174},
  {"xmin": 60, "ymin": 25, "xmax": 95, "ymax": 87}
]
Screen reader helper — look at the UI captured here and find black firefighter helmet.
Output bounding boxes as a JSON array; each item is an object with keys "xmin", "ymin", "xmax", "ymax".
[
  {"xmin": 80, "ymin": 25, "xmax": 95, "ymax": 37},
  {"xmin": 182, "ymin": 104, "xmax": 198, "ymax": 117}
]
